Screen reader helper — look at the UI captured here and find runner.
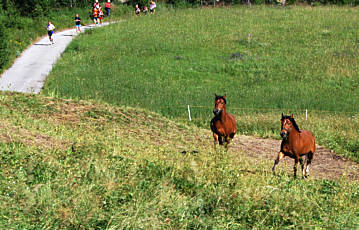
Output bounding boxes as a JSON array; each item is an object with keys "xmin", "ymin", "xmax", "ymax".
[
  {"xmin": 149, "ymin": 0, "xmax": 156, "ymax": 14},
  {"xmin": 93, "ymin": 6, "xmax": 99, "ymax": 25},
  {"xmin": 98, "ymin": 7, "xmax": 104, "ymax": 25},
  {"xmin": 94, "ymin": 0, "xmax": 100, "ymax": 9},
  {"xmin": 135, "ymin": 4, "xmax": 141, "ymax": 16},
  {"xmin": 105, "ymin": 0, "xmax": 111, "ymax": 17},
  {"xmin": 46, "ymin": 21, "xmax": 56, "ymax": 44},
  {"xmin": 74, "ymin": 13, "xmax": 81, "ymax": 33},
  {"xmin": 143, "ymin": 6, "xmax": 148, "ymax": 15}
]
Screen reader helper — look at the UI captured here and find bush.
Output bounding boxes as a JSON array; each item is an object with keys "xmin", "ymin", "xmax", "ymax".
[{"xmin": 0, "ymin": 17, "xmax": 10, "ymax": 69}]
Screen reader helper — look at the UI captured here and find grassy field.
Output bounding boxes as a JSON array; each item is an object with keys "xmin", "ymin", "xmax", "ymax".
[
  {"xmin": 42, "ymin": 6, "xmax": 359, "ymax": 160},
  {"xmin": 0, "ymin": 93, "xmax": 359, "ymax": 229}
]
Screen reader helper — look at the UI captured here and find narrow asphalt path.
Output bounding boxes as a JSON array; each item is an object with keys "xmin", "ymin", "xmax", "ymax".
[{"xmin": 0, "ymin": 22, "xmax": 112, "ymax": 94}]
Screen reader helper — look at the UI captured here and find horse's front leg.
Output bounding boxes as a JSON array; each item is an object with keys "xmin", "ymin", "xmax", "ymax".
[
  {"xmin": 218, "ymin": 135, "xmax": 224, "ymax": 146},
  {"xmin": 224, "ymin": 136, "xmax": 231, "ymax": 151},
  {"xmin": 272, "ymin": 151, "xmax": 285, "ymax": 174},
  {"xmin": 213, "ymin": 133, "xmax": 219, "ymax": 150}
]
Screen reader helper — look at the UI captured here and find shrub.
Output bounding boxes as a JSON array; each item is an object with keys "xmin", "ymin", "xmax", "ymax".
[{"xmin": 0, "ymin": 17, "xmax": 10, "ymax": 70}]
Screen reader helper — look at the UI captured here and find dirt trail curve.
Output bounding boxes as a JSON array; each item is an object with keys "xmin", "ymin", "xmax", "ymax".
[
  {"xmin": 0, "ymin": 22, "xmax": 114, "ymax": 94},
  {"xmin": 232, "ymin": 135, "xmax": 359, "ymax": 180}
]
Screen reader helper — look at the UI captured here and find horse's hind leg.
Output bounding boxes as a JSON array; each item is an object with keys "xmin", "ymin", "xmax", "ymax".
[
  {"xmin": 293, "ymin": 154, "xmax": 299, "ymax": 178},
  {"xmin": 305, "ymin": 152, "xmax": 313, "ymax": 178},
  {"xmin": 299, "ymin": 157, "xmax": 305, "ymax": 178}
]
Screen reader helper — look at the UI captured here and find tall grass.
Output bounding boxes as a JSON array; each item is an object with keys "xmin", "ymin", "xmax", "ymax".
[
  {"xmin": 43, "ymin": 6, "xmax": 359, "ymax": 159},
  {"xmin": 0, "ymin": 93, "xmax": 359, "ymax": 229}
]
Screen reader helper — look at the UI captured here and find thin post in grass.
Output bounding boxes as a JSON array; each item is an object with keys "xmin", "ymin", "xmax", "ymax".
[
  {"xmin": 188, "ymin": 105, "xmax": 192, "ymax": 122},
  {"xmin": 306, "ymin": 109, "xmax": 308, "ymax": 120}
]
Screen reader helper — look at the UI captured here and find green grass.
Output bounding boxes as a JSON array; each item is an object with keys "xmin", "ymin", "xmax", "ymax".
[
  {"xmin": 0, "ymin": 93, "xmax": 359, "ymax": 229},
  {"xmin": 43, "ymin": 6, "xmax": 359, "ymax": 160}
]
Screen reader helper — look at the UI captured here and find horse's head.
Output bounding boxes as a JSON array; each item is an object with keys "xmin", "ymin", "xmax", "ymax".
[
  {"xmin": 281, "ymin": 114, "xmax": 300, "ymax": 139},
  {"xmin": 280, "ymin": 114, "xmax": 293, "ymax": 139},
  {"xmin": 213, "ymin": 94, "xmax": 226, "ymax": 116}
]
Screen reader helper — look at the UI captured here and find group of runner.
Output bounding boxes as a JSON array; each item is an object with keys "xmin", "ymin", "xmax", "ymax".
[
  {"xmin": 47, "ymin": 0, "xmax": 156, "ymax": 45},
  {"xmin": 135, "ymin": 0, "xmax": 156, "ymax": 16},
  {"xmin": 46, "ymin": 1, "xmax": 111, "ymax": 44},
  {"xmin": 92, "ymin": 0, "xmax": 108, "ymax": 26}
]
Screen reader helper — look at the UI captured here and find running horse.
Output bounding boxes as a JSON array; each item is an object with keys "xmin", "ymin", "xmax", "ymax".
[
  {"xmin": 272, "ymin": 114, "xmax": 316, "ymax": 178},
  {"xmin": 210, "ymin": 94, "xmax": 237, "ymax": 150}
]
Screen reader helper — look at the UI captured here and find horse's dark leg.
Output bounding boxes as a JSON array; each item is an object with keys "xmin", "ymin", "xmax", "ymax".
[
  {"xmin": 305, "ymin": 152, "xmax": 313, "ymax": 178},
  {"xmin": 224, "ymin": 132, "xmax": 235, "ymax": 151},
  {"xmin": 299, "ymin": 157, "xmax": 305, "ymax": 178},
  {"xmin": 218, "ymin": 135, "xmax": 224, "ymax": 146},
  {"xmin": 213, "ymin": 133, "xmax": 219, "ymax": 150},
  {"xmin": 272, "ymin": 151, "xmax": 285, "ymax": 174},
  {"xmin": 224, "ymin": 136, "xmax": 230, "ymax": 151},
  {"xmin": 293, "ymin": 154, "xmax": 299, "ymax": 178}
]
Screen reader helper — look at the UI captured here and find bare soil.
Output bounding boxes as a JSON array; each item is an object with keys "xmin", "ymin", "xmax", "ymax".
[{"xmin": 232, "ymin": 135, "xmax": 359, "ymax": 180}]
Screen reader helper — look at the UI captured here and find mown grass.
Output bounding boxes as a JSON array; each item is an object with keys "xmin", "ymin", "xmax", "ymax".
[
  {"xmin": 0, "ymin": 93, "xmax": 359, "ymax": 229},
  {"xmin": 43, "ymin": 6, "xmax": 359, "ymax": 160}
]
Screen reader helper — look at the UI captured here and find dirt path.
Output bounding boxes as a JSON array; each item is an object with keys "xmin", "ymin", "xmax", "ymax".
[{"xmin": 232, "ymin": 135, "xmax": 359, "ymax": 180}]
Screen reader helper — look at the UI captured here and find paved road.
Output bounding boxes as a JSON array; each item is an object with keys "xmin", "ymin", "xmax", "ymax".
[{"xmin": 0, "ymin": 23, "xmax": 110, "ymax": 94}]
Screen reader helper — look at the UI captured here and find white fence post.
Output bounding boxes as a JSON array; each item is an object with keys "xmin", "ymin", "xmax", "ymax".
[
  {"xmin": 188, "ymin": 105, "xmax": 192, "ymax": 122},
  {"xmin": 306, "ymin": 109, "xmax": 308, "ymax": 120}
]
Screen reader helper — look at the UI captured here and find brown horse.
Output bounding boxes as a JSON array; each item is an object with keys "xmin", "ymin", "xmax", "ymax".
[
  {"xmin": 210, "ymin": 94, "xmax": 237, "ymax": 150},
  {"xmin": 272, "ymin": 114, "xmax": 316, "ymax": 178}
]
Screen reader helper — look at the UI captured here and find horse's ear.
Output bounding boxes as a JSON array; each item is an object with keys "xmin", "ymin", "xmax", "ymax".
[
  {"xmin": 290, "ymin": 114, "xmax": 294, "ymax": 119},
  {"xmin": 215, "ymin": 93, "xmax": 218, "ymax": 97},
  {"xmin": 281, "ymin": 113, "xmax": 284, "ymax": 119}
]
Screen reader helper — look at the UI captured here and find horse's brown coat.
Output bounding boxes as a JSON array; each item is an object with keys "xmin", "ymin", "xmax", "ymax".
[
  {"xmin": 210, "ymin": 95, "xmax": 237, "ymax": 150},
  {"xmin": 273, "ymin": 114, "xmax": 316, "ymax": 178}
]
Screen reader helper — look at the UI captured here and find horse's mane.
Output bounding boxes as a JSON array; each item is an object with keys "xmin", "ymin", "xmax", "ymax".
[
  {"xmin": 282, "ymin": 115, "xmax": 301, "ymax": 133},
  {"xmin": 215, "ymin": 95, "xmax": 226, "ymax": 104}
]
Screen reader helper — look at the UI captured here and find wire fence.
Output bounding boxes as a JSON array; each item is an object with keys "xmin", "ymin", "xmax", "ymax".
[
  {"xmin": 151, "ymin": 104, "xmax": 358, "ymax": 114},
  {"xmin": 150, "ymin": 104, "xmax": 359, "ymax": 122},
  {"xmin": 189, "ymin": 105, "xmax": 358, "ymax": 114}
]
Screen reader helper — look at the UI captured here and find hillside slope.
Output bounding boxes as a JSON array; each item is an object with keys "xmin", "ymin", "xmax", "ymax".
[{"xmin": 1, "ymin": 93, "xmax": 358, "ymax": 229}]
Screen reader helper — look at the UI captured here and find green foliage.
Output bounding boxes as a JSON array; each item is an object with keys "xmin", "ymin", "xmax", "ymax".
[{"xmin": 0, "ymin": 17, "xmax": 10, "ymax": 69}]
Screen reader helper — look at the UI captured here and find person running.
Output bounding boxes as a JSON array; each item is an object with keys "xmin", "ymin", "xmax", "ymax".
[
  {"xmin": 98, "ymin": 7, "xmax": 104, "ymax": 25},
  {"xmin": 149, "ymin": 0, "xmax": 156, "ymax": 14},
  {"xmin": 93, "ymin": 0, "xmax": 100, "ymax": 9},
  {"xmin": 46, "ymin": 21, "xmax": 55, "ymax": 44},
  {"xmin": 74, "ymin": 13, "xmax": 81, "ymax": 33},
  {"xmin": 105, "ymin": 0, "xmax": 111, "ymax": 17},
  {"xmin": 143, "ymin": 6, "xmax": 148, "ymax": 15},
  {"xmin": 135, "ymin": 4, "xmax": 140, "ymax": 16},
  {"xmin": 93, "ymin": 6, "xmax": 99, "ymax": 25}
]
